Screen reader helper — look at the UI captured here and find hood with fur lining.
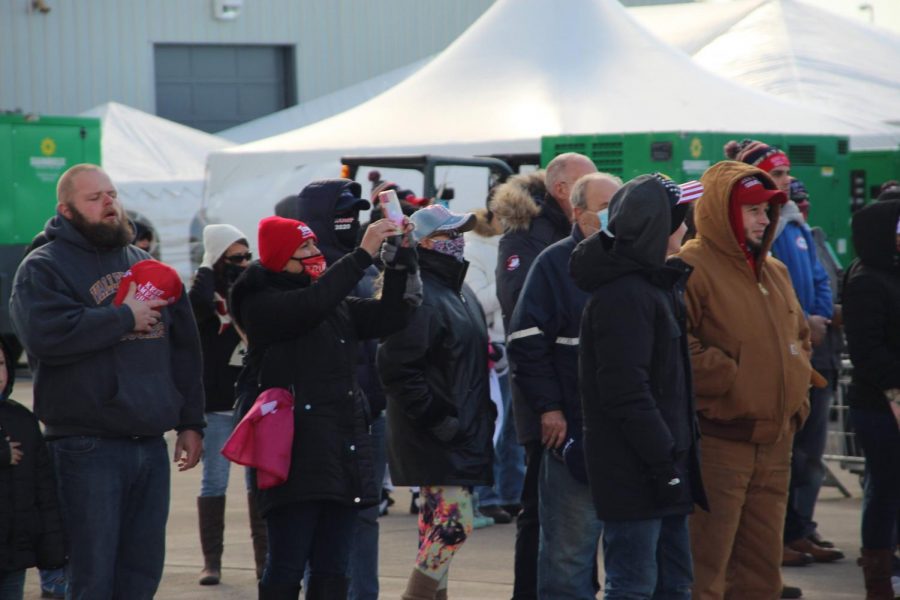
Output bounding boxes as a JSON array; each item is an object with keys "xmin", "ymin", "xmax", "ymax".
[{"xmin": 489, "ymin": 171, "xmax": 546, "ymax": 233}]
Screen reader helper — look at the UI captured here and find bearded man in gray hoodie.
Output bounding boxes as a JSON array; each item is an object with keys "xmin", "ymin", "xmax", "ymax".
[{"xmin": 11, "ymin": 163, "xmax": 205, "ymax": 600}]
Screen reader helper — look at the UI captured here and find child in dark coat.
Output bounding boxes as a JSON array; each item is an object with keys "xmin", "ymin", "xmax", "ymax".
[{"xmin": 0, "ymin": 340, "xmax": 66, "ymax": 599}]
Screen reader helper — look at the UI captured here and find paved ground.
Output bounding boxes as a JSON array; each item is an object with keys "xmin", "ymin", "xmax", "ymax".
[{"xmin": 16, "ymin": 374, "xmax": 870, "ymax": 599}]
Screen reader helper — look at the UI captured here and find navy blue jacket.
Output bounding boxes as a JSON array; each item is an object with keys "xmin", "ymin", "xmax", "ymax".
[
  {"xmin": 494, "ymin": 183, "xmax": 571, "ymax": 444},
  {"xmin": 508, "ymin": 226, "xmax": 589, "ymax": 444}
]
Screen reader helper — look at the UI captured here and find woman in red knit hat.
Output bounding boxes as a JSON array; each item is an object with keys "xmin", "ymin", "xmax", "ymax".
[{"xmin": 230, "ymin": 213, "xmax": 420, "ymax": 600}]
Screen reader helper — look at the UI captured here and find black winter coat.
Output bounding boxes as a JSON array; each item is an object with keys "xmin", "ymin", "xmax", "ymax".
[
  {"xmin": 570, "ymin": 175, "xmax": 707, "ymax": 521},
  {"xmin": 278, "ymin": 178, "xmax": 387, "ymax": 416},
  {"xmin": 0, "ymin": 343, "xmax": 66, "ymax": 571},
  {"xmin": 378, "ymin": 249, "xmax": 494, "ymax": 487},
  {"xmin": 189, "ymin": 267, "xmax": 244, "ymax": 413},
  {"xmin": 230, "ymin": 249, "xmax": 413, "ymax": 516},
  {"xmin": 843, "ymin": 199, "xmax": 900, "ymax": 413}
]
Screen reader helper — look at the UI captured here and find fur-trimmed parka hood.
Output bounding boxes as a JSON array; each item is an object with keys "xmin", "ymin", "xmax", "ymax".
[{"xmin": 489, "ymin": 171, "xmax": 547, "ymax": 232}]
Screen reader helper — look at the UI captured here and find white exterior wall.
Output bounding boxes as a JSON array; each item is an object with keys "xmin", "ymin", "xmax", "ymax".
[{"xmin": 0, "ymin": 0, "xmax": 494, "ymax": 117}]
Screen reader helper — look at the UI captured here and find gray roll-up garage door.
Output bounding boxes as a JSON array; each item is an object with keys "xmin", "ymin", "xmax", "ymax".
[{"xmin": 155, "ymin": 44, "xmax": 295, "ymax": 133}]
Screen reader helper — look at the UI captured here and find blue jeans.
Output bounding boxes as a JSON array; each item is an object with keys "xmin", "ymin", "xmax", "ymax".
[
  {"xmin": 200, "ymin": 412, "xmax": 233, "ymax": 497},
  {"xmin": 263, "ymin": 500, "xmax": 357, "ymax": 586},
  {"xmin": 39, "ymin": 567, "xmax": 66, "ymax": 595},
  {"xmin": 476, "ymin": 374, "xmax": 526, "ymax": 507},
  {"xmin": 538, "ymin": 450, "xmax": 603, "ymax": 599},
  {"xmin": 49, "ymin": 436, "xmax": 170, "ymax": 600},
  {"xmin": 603, "ymin": 515, "xmax": 693, "ymax": 600},
  {"xmin": 0, "ymin": 570, "xmax": 25, "ymax": 600},
  {"xmin": 784, "ymin": 371, "xmax": 834, "ymax": 542},
  {"xmin": 850, "ymin": 407, "xmax": 900, "ymax": 549},
  {"xmin": 348, "ymin": 413, "xmax": 386, "ymax": 600}
]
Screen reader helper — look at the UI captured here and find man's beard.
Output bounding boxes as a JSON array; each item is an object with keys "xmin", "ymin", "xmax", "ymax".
[
  {"xmin": 745, "ymin": 237, "xmax": 764, "ymax": 256},
  {"xmin": 68, "ymin": 206, "xmax": 132, "ymax": 249}
]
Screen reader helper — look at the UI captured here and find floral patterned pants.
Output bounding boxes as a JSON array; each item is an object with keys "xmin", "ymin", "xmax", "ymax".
[{"xmin": 415, "ymin": 485, "xmax": 474, "ymax": 587}]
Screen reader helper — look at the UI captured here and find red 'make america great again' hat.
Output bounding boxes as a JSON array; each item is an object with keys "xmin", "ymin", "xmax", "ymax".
[{"xmin": 113, "ymin": 259, "xmax": 183, "ymax": 307}]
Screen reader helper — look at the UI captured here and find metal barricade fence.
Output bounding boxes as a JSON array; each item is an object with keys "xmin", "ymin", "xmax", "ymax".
[{"xmin": 822, "ymin": 359, "xmax": 865, "ymax": 495}]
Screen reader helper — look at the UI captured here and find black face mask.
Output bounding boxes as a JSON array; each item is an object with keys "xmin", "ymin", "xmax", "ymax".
[
  {"xmin": 334, "ymin": 210, "xmax": 360, "ymax": 250},
  {"xmin": 221, "ymin": 263, "xmax": 245, "ymax": 287}
]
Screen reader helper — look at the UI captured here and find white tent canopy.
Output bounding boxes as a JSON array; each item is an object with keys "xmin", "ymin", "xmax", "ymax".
[
  {"xmin": 82, "ymin": 102, "xmax": 234, "ymax": 278},
  {"xmin": 205, "ymin": 0, "xmax": 897, "ymax": 234},
  {"xmin": 631, "ymin": 0, "xmax": 767, "ymax": 55},
  {"xmin": 684, "ymin": 0, "xmax": 900, "ymax": 130}
]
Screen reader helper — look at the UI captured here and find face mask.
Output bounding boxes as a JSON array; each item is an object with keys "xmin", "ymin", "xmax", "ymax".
[
  {"xmin": 300, "ymin": 253, "xmax": 327, "ymax": 280},
  {"xmin": 222, "ymin": 263, "xmax": 245, "ymax": 287},
  {"xmin": 334, "ymin": 212, "xmax": 360, "ymax": 250},
  {"xmin": 431, "ymin": 236, "xmax": 466, "ymax": 262},
  {"xmin": 597, "ymin": 208, "xmax": 610, "ymax": 233}
]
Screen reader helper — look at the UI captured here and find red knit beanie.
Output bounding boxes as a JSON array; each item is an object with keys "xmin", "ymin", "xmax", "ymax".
[{"xmin": 258, "ymin": 216, "xmax": 318, "ymax": 272}]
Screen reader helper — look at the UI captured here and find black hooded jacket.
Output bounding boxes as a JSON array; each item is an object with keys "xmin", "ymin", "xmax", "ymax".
[
  {"xmin": 277, "ymin": 179, "xmax": 387, "ymax": 416},
  {"xmin": 842, "ymin": 199, "xmax": 900, "ymax": 413},
  {"xmin": 0, "ymin": 341, "xmax": 66, "ymax": 572},
  {"xmin": 229, "ymin": 248, "xmax": 413, "ymax": 515},
  {"xmin": 377, "ymin": 248, "xmax": 494, "ymax": 487},
  {"xmin": 569, "ymin": 175, "xmax": 707, "ymax": 521}
]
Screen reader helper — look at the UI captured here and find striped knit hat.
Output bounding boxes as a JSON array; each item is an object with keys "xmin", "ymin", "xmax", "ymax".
[{"xmin": 724, "ymin": 139, "xmax": 791, "ymax": 173}]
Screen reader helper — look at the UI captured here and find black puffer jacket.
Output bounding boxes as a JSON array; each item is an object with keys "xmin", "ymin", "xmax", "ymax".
[
  {"xmin": 491, "ymin": 171, "xmax": 571, "ymax": 444},
  {"xmin": 230, "ymin": 249, "xmax": 413, "ymax": 515},
  {"xmin": 378, "ymin": 249, "xmax": 494, "ymax": 487},
  {"xmin": 843, "ymin": 199, "xmax": 900, "ymax": 413},
  {"xmin": 0, "ymin": 342, "xmax": 66, "ymax": 572},
  {"xmin": 278, "ymin": 179, "xmax": 387, "ymax": 416},
  {"xmin": 570, "ymin": 175, "xmax": 707, "ymax": 521}
]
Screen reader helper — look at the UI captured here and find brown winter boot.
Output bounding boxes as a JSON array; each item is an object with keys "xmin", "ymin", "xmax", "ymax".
[
  {"xmin": 248, "ymin": 491, "xmax": 269, "ymax": 580},
  {"xmin": 197, "ymin": 495, "xmax": 226, "ymax": 585},
  {"xmin": 401, "ymin": 568, "xmax": 441, "ymax": 600},
  {"xmin": 857, "ymin": 547, "xmax": 895, "ymax": 600}
]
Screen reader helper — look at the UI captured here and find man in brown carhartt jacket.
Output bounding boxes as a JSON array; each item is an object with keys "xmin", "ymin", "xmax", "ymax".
[{"xmin": 676, "ymin": 161, "xmax": 812, "ymax": 600}]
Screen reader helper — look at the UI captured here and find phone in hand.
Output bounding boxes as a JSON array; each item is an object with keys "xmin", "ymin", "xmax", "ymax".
[{"xmin": 378, "ymin": 190, "xmax": 405, "ymax": 227}]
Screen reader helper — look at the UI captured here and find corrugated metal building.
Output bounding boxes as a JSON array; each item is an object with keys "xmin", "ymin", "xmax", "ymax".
[
  {"xmin": 0, "ymin": 0, "xmax": 495, "ymax": 131},
  {"xmin": 1, "ymin": 0, "xmax": 684, "ymax": 133}
]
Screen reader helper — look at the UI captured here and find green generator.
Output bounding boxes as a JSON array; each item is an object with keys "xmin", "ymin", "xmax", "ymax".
[
  {"xmin": 542, "ymin": 132, "xmax": 853, "ymax": 258},
  {"xmin": 0, "ymin": 113, "xmax": 102, "ymax": 357},
  {"xmin": 848, "ymin": 148, "xmax": 900, "ymax": 210}
]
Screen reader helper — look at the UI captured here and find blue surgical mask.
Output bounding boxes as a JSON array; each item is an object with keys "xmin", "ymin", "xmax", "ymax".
[{"xmin": 597, "ymin": 208, "xmax": 610, "ymax": 233}]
